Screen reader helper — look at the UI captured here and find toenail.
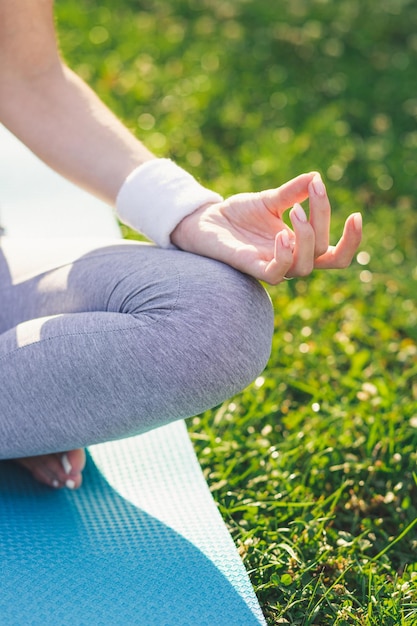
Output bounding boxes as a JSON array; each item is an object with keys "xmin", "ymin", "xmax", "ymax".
[
  {"xmin": 61, "ymin": 454, "xmax": 72, "ymax": 475},
  {"xmin": 66, "ymin": 479, "xmax": 76, "ymax": 490},
  {"xmin": 52, "ymin": 479, "xmax": 60, "ymax": 488}
]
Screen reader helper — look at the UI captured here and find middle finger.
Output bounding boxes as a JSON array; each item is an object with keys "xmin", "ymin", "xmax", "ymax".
[{"xmin": 308, "ymin": 174, "xmax": 331, "ymax": 258}]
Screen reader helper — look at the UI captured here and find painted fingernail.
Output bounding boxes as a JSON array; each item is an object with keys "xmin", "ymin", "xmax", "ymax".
[
  {"xmin": 66, "ymin": 479, "xmax": 76, "ymax": 490},
  {"xmin": 312, "ymin": 175, "xmax": 326, "ymax": 197},
  {"xmin": 293, "ymin": 203, "xmax": 308, "ymax": 223},
  {"xmin": 61, "ymin": 453, "xmax": 72, "ymax": 475},
  {"xmin": 52, "ymin": 479, "xmax": 60, "ymax": 489},
  {"xmin": 280, "ymin": 230, "xmax": 291, "ymax": 248},
  {"xmin": 353, "ymin": 212, "xmax": 362, "ymax": 231}
]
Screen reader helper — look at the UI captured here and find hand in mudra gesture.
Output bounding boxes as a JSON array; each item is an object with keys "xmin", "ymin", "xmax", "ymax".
[{"xmin": 171, "ymin": 172, "xmax": 362, "ymax": 285}]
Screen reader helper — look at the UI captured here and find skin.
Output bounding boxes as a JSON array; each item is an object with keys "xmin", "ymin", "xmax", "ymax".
[
  {"xmin": 171, "ymin": 173, "xmax": 362, "ymax": 283},
  {"xmin": 0, "ymin": 0, "xmax": 362, "ymax": 489}
]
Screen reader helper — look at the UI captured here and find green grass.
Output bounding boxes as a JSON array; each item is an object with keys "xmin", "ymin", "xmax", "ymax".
[{"xmin": 56, "ymin": 1, "xmax": 417, "ymax": 623}]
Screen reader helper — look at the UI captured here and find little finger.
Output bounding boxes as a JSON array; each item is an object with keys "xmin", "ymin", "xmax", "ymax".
[{"xmin": 314, "ymin": 212, "xmax": 362, "ymax": 269}]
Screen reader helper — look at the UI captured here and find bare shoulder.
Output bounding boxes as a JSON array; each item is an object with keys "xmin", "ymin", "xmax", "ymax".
[
  {"xmin": 0, "ymin": 0, "xmax": 58, "ymax": 74},
  {"xmin": 0, "ymin": 0, "xmax": 54, "ymax": 22}
]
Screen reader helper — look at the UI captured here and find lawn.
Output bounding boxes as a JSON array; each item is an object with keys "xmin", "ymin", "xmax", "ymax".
[{"xmin": 56, "ymin": 1, "xmax": 417, "ymax": 623}]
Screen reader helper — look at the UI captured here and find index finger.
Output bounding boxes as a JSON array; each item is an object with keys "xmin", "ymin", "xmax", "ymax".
[{"xmin": 259, "ymin": 230, "xmax": 294, "ymax": 284}]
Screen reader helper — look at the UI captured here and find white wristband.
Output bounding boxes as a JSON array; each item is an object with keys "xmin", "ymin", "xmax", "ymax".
[{"xmin": 116, "ymin": 159, "xmax": 223, "ymax": 248}]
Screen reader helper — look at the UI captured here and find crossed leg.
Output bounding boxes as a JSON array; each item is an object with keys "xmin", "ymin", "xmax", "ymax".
[{"xmin": 0, "ymin": 238, "xmax": 273, "ymax": 489}]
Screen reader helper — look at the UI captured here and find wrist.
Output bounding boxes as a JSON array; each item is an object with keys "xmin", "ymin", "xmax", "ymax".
[{"xmin": 116, "ymin": 159, "xmax": 223, "ymax": 248}]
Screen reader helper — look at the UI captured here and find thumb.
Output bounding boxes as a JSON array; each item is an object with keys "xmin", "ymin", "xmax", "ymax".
[{"xmin": 258, "ymin": 172, "xmax": 317, "ymax": 218}]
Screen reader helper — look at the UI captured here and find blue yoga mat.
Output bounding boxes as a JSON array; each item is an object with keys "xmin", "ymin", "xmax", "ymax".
[{"xmin": 0, "ymin": 423, "xmax": 265, "ymax": 625}]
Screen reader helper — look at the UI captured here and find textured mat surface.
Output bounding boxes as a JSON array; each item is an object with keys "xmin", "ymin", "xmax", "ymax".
[
  {"xmin": 0, "ymin": 125, "xmax": 266, "ymax": 625},
  {"xmin": 0, "ymin": 422, "xmax": 265, "ymax": 625}
]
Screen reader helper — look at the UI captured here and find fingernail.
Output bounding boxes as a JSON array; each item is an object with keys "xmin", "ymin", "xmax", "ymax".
[
  {"xmin": 61, "ymin": 453, "xmax": 72, "ymax": 475},
  {"xmin": 293, "ymin": 203, "xmax": 308, "ymax": 223},
  {"xmin": 52, "ymin": 479, "xmax": 60, "ymax": 489},
  {"xmin": 353, "ymin": 212, "xmax": 362, "ymax": 231},
  {"xmin": 312, "ymin": 174, "xmax": 326, "ymax": 197},
  {"xmin": 280, "ymin": 230, "xmax": 291, "ymax": 248},
  {"xmin": 66, "ymin": 479, "xmax": 76, "ymax": 490}
]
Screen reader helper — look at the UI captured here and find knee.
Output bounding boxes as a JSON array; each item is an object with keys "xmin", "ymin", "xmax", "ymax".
[
  {"xmin": 173, "ymin": 254, "xmax": 274, "ymax": 405},
  {"xmin": 107, "ymin": 247, "xmax": 275, "ymax": 419},
  {"xmin": 209, "ymin": 264, "xmax": 274, "ymax": 385}
]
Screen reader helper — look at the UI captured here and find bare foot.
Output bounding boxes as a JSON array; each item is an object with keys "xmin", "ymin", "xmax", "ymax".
[{"xmin": 15, "ymin": 448, "xmax": 86, "ymax": 489}]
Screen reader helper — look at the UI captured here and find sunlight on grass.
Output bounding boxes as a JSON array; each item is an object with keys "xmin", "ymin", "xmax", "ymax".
[{"xmin": 56, "ymin": 1, "xmax": 417, "ymax": 623}]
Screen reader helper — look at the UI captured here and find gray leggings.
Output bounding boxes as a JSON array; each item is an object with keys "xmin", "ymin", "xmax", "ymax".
[{"xmin": 0, "ymin": 239, "xmax": 273, "ymax": 458}]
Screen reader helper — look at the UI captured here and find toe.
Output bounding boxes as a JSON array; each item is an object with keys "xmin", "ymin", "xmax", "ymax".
[
  {"xmin": 14, "ymin": 448, "xmax": 86, "ymax": 490},
  {"xmin": 60, "ymin": 449, "xmax": 86, "ymax": 489}
]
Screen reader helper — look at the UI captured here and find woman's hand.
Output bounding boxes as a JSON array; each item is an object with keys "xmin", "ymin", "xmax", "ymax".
[{"xmin": 171, "ymin": 172, "xmax": 362, "ymax": 285}]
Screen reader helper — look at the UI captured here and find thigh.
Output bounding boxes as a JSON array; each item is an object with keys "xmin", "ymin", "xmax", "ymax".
[
  {"xmin": 0, "ymin": 238, "xmax": 274, "ymax": 458},
  {"xmin": 0, "ymin": 237, "xmax": 151, "ymax": 331}
]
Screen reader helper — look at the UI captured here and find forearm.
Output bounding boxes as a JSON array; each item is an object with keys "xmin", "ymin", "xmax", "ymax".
[
  {"xmin": 0, "ymin": 62, "xmax": 156, "ymax": 205},
  {"xmin": 0, "ymin": 0, "xmax": 214, "ymax": 222}
]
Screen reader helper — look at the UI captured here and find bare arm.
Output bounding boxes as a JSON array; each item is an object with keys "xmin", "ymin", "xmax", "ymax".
[
  {"xmin": 0, "ymin": 0, "xmax": 362, "ymax": 282},
  {"xmin": 0, "ymin": 0, "xmax": 155, "ymax": 205}
]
